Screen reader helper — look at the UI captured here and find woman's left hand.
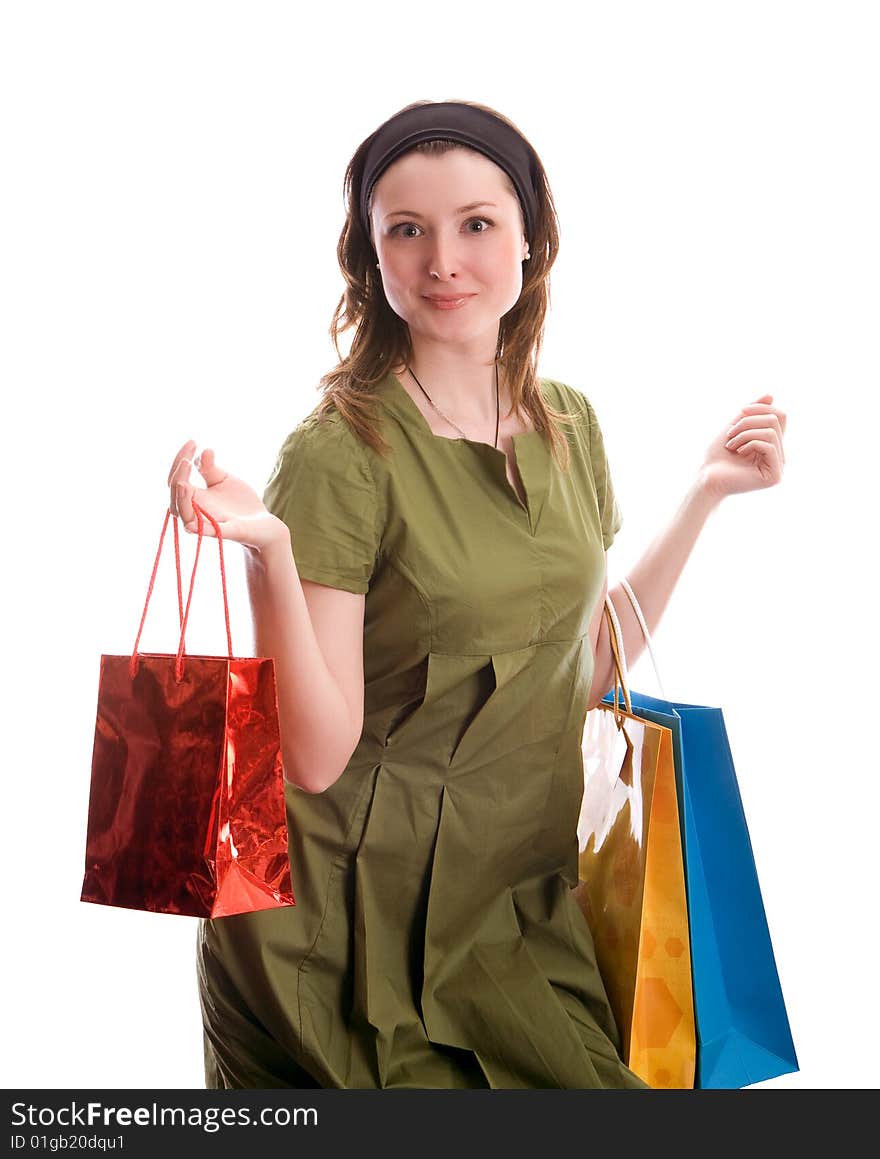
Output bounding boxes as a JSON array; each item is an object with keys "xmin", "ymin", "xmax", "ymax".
[{"xmin": 698, "ymin": 394, "xmax": 786, "ymax": 501}]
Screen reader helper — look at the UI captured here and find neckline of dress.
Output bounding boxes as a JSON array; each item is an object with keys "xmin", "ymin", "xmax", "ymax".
[{"xmin": 382, "ymin": 369, "xmax": 545, "ymax": 452}]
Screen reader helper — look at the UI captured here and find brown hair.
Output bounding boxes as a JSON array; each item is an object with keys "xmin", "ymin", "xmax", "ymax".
[{"xmin": 312, "ymin": 98, "xmax": 580, "ymax": 471}]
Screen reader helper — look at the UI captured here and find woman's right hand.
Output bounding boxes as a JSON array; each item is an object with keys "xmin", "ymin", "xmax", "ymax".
[{"xmin": 167, "ymin": 439, "xmax": 289, "ymax": 553}]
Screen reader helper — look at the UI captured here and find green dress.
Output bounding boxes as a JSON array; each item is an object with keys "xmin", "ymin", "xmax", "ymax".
[{"xmin": 196, "ymin": 369, "xmax": 649, "ymax": 1090}]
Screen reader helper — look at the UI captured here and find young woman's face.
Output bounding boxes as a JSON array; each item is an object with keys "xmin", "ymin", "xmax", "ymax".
[{"xmin": 369, "ymin": 148, "xmax": 529, "ymax": 350}]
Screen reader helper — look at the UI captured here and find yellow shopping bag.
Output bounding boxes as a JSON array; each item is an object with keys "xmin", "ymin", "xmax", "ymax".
[{"xmin": 572, "ymin": 598, "xmax": 695, "ymax": 1088}]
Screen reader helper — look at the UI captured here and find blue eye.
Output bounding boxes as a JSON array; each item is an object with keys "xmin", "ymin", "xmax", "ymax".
[{"xmin": 390, "ymin": 217, "xmax": 494, "ymax": 238}]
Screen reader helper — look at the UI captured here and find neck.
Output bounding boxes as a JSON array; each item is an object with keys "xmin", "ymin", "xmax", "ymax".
[{"xmin": 392, "ymin": 354, "xmax": 511, "ymax": 424}]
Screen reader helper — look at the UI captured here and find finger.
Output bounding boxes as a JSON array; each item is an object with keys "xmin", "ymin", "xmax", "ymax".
[
  {"xmin": 726, "ymin": 410, "xmax": 784, "ymax": 440},
  {"xmin": 170, "ymin": 450, "xmax": 202, "ymax": 508},
  {"xmin": 725, "ymin": 424, "xmax": 779, "ymax": 451},
  {"xmin": 738, "ymin": 399, "xmax": 781, "ymax": 416},
  {"xmin": 733, "ymin": 436, "xmax": 774, "ymax": 454},
  {"xmin": 167, "ymin": 439, "xmax": 197, "ymax": 487},
  {"xmin": 732, "ymin": 439, "xmax": 783, "ymax": 480},
  {"xmin": 175, "ymin": 482, "xmax": 192, "ymax": 527},
  {"xmin": 175, "ymin": 482, "xmax": 213, "ymax": 535},
  {"xmin": 739, "ymin": 408, "xmax": 787, "ymax": 440},
  {"xmin": 169, "ymin": 457, "xmax": 196, "ymax": 517},
  {"xmin": 194, "ymin": 447, "xmax": 227, "ymax": 487},
  {"xmin": 169, "ymin": 452, "xmax": 196, "ymax": 518}
]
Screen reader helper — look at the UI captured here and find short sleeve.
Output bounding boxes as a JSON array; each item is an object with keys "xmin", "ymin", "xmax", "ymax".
[
  {"xmin": 584, "ymin": 399, "xmax": 624, "ymax": 550},
  {"xmin": 262, "ymin": 414, "xmax": 382, "ymax": 594},
  {"xmin": 546, "ymin": 380, "xmax": 624, "ymax": 550}
]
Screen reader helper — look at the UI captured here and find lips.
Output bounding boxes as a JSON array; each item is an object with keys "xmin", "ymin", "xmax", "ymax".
[{"xmin": 423, "ymin": 293, "xmax": 475, "ymax": 310}]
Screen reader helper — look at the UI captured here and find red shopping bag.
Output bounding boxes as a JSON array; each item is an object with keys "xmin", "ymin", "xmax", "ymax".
[{"xmin": 81, "ymin": 500, "xmax": 295, "ymax": 918}]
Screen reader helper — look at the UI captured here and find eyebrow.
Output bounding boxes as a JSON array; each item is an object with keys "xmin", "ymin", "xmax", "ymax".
[{"xmin": 383, "ymin": 201, "xmax": 498, "ymax": 221}]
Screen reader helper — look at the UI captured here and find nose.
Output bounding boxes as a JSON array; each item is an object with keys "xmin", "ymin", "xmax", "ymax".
[{"xmin": 426, "ymin": 229, "xmax": 458, "ymax": 280}]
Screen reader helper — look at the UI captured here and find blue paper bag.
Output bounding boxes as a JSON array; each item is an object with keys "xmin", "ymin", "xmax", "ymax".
[{"xmin": 601, "ymin": 686, "xmax": 799, "ymax": 1088}]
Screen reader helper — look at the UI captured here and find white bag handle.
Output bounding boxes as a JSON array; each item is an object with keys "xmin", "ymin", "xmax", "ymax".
[{"xmin": 603, "ymin": 577, "xmax": 669, "ymax": 706}]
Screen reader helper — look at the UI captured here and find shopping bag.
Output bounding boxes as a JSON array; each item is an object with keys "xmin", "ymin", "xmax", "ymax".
[
  {"xmin": 81, "ymin": 500, "xmax": 295, "ymax": 919},
  {"xmin": 574, "ymin": 599, "xmax": 695, "ymax": 1089},
  {"xmin": 600, "ymin": 579, "xmax": 798, "ymax": 1088}
]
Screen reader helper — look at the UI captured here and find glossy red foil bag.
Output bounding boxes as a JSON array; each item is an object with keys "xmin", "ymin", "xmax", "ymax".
[{"xmin": 81, "ymin": 502, "xmax": 295, "ymax": 918}]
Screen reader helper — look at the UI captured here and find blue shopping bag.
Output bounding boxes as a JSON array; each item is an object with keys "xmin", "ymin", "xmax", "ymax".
[
  {"xmin": 600, "ymin": 583, "xmax": 798, "ymax": 1088},
  {"xmin": 601, "ymin": 688, "xmax": 799, "ymax": 1087}
]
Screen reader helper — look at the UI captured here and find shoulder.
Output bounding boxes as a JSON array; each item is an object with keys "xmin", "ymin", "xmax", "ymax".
[
  {"xmin": 275, "ymin": 405, "xmax": 365, "ymax": 453},
  {"xmin": 539, "ymin": 377, "xmax": 600, "ymax": 426},
  {"xmin": 268, "ymin": 406, "xmax": 376, "ymax": 490}
]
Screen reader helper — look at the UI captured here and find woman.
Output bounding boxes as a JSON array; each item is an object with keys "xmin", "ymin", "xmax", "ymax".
[{"xmin": 168, "ymin": 99, "xmax": 786, "ymax": 1089}]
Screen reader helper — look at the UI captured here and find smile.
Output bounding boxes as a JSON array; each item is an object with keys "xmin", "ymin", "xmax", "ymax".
[{"xmin": 423, "ymin": 295, "xmax": 474, "ymax": 310}]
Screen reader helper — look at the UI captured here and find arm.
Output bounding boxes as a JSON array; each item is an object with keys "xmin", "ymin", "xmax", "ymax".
[
  {"xmin": 586, "ymin": 474, "xmax": 722, "ymax": 709},
  {"xmin": 168, "ymin": 424, "xmax": 376, "ymax": 795},
  {"xmin": 244, "ymin": 527, "xmax": 365, "ymax": 794},
  {"xmin": 586, "ymin": 390, "xmax": 787, "ymax": 707}
]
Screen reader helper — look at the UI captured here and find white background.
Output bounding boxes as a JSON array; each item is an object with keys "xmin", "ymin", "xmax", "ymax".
[{"xmin": 2, "ymin": 0, "xmax": 877, "ymax": 1091}]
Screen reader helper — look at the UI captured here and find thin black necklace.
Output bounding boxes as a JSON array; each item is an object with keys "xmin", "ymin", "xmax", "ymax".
[{"xmin": 406, "ymin": 362, "xmax": 500, "ymax": 449}]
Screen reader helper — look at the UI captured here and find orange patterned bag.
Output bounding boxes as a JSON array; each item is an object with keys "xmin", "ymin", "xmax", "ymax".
[{"xmin": 573, "ymin": 592, "xmax": 695, "ymax": 1088}]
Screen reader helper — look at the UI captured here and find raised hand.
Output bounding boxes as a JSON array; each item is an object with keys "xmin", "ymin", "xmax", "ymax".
[
  {"xmin": 167, "ymin": 440, "xmax": 288, "ymax": 552},
  {"xmin": 699, "ymin": 394, "xmax": 787, "ymax": 501}
]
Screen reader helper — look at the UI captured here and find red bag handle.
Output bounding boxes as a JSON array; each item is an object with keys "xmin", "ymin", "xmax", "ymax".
[{"xmin": 130, "ymin": 500, "xmax": 234, "ymax": 682}]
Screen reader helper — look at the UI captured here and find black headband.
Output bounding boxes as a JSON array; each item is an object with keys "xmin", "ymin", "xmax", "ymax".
[{"xmin": 359, "ymin": 102, "xmax": 540, "ymax": 245}]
